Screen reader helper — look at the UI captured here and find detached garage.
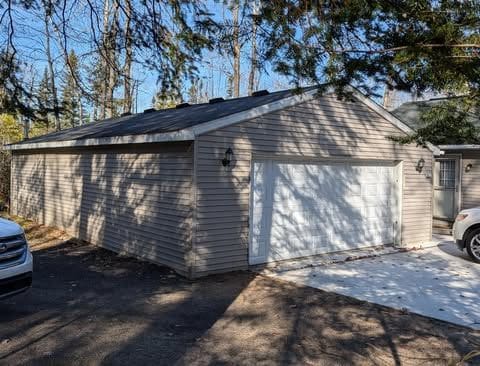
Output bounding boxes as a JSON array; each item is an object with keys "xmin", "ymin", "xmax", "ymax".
[{"xmin": 6, "ymin": 87, "xmax": 437, "ymax": 278}]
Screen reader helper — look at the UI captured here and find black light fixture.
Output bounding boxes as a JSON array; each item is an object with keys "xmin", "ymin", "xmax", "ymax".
[
  {"xmin": 416, "ymin": 158, "xmax": 425, "ymax": 172},
  {"xmin": 222, "ymin": 148, "xmax": 233, "ymax": 167},
  {"xmin": 466, "ymin": 163, "xmax": 473, "ymax": 172}
]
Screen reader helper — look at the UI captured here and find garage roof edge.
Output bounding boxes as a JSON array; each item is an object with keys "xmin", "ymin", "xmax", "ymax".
[
  {"xmin": 191, "ymin": 88, "xmax": 320, "ymax": 136},
  {"xmin": 439, "ymin": 144, "xmax": 480, "ymax": 151},
  {"xmin": 348, "ymin": 88, "xmax": 442, "ymax": 155},
  {"xmin": 6, "ymin": 86, "xmax": 440, "ymax": 154},
  {"xmin": 5, "ymin": 129, "xmax": 195, "ymax": 151}
]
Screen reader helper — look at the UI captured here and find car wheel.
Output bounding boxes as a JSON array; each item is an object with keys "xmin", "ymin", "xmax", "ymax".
[{"xmin": 465, "ymin": 228, "xmax": 480, "ymax": 263}]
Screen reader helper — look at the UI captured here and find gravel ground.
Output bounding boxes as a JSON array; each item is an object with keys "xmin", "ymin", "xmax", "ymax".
[{"xmin": 0, "ymin": 216, "xmax": 478, "ymax": 365}]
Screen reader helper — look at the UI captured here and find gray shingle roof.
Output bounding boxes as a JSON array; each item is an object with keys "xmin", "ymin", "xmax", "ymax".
[
  {"xmin": 392, "ymin": 97, "xmax": 480, "ymax": 130},
  {"xmin": 18, "ymin": 87, "xmax": 317, "ymax": 145}
]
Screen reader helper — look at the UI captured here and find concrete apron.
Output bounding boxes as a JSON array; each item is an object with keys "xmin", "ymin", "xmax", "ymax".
[
  {"xmin": 257, "ymin": 235, "xmax": 480, "ymax": 329},
  {"xmin": 252, "ymin": 235, "xmax": 447, "ymax": 276}
]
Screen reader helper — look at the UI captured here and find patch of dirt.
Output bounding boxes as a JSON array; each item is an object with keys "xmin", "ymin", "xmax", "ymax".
[{"xmin": 1, "ymin": 212, "xmax": 71, "ymax": 250}]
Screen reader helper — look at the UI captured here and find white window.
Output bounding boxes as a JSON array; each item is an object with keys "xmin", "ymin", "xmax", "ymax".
[{"xmin": 439, "ymin": 160, "xmax": 456, "ymax": 188}]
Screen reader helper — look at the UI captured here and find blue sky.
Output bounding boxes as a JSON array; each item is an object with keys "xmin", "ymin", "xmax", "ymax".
[
  {"xmin": 3, "ymin": 0, "xmax": 420, "ymax": 117},
  {"xmin": 5, "ymin": 0, "xmax": 296, "ymax": 115}
]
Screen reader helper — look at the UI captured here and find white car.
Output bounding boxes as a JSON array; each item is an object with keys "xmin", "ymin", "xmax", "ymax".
[
  {"xmin": 453, "ymin": 208, "xmax": 480, "ymax": 263},
  {"xmin": 0, "ymin": 218, "xmax": 33, "ymax": 298}
]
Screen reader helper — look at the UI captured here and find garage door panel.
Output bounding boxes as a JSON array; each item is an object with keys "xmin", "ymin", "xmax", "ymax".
[
  {"xmin": 249, "ymin": 160, "xmax": 398, "ymax": 264},
  {"xmin": 270, "ymin": 234, "xmax": 332, "ymax": 259},
  {"xmin": 348, "ymin": 183, "xmax": 362, "ymax": 196},
  {"xmin": 365, "ymin": 204, "xmax": 390, "ymax": 218}
]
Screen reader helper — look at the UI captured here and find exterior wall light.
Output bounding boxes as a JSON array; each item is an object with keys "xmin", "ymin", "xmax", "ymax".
[
  {"xmin": 466, "ymin": 163, "xmax": 473, "ymax": 172},
  {"xmin": 222, "ymin": 148, "xmax": 233, "ymax": 167},
  {"xmin": 416, "ymin": 158, "xmax": 425, "ymax": 172}
]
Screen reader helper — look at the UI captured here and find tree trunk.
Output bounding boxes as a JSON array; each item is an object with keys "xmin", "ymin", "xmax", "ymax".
[
  {"xmin": 99, "ymin": 0, "xmax": 110, "ymax": 120},
  {"xmin": 383, "ymin": 83, "xmax": 395, "ymax": 110},
  {"xmin": 44, "ymin": 7, "xmax": 60, "ymax": 131},
  {"xmin": 20, "ymin": 116, "xmax": 29, "ymax": 140},
  {"xmin": 78, "ymin": 92, "xmax": 83, "ymax": 125},
  {"xmin": 106, "ymin": 0, "xmax": 120, "ymax": 118},
  {"xmin": 232, "ymin": 1, "xmax": 240, "ymax": 98},
  {"xmin": 122, "ymin": 0, "xmax": 133, "ymax": 114},
  {"xmin": 248, "ymin": 12, "xmax": 258, "ymax": 95},
  {"xmin": 134, "ymin": 80, "xmax": 139, "ymax": 113}
]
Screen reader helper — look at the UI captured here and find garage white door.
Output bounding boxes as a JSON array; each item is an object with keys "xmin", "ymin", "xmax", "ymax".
[{"xmin": 249, "ymin": 160, "xmax": 399, "ymax": 264}]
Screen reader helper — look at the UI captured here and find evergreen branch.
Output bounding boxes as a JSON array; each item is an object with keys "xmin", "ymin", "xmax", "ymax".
[{"xmin": 324, "ymin": 44, "xmax": 480, "ymax": 54}]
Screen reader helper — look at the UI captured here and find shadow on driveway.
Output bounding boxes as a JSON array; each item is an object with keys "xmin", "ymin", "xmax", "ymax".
[
  {"xmin": 0, "ymin": 240, "xmax": 252, "ymax": 365},
  {"xmin": 0, "ymin": 240, "xmax": 478, "ymax": 365}
]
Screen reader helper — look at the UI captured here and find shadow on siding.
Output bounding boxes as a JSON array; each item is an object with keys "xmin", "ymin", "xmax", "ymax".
[
  {"xmin": 12, "ymin": 142, "xmax": 194, "ymax": 275},
  {"xmin": 192, "ymin": 94, "xmax": 432, "ymax": 275}
]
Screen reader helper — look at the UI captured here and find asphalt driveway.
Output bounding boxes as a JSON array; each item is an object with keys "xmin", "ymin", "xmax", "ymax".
[
  {"xmin": 0, "ymin": 217, "xmax": 479, "ymax": 365},
  {"xmin": 269, "ymin": 237, "xmax": 480, "ymax": 329}
]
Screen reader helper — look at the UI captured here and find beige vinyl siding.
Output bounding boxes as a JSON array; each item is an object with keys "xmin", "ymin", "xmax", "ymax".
[
  {"xmin": 461, "ymin": 151, "xmax": 480, "ymax": 209},
  {"xmin": 11, "ymin": 142, "xmax": 193, "ymax": 276},
  {"xmin": 193, "ymin": 95, "xmax": 433, "ymax": 277}
]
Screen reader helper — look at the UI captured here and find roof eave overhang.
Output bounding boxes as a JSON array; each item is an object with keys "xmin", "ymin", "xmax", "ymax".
[
  {"xmin": 5, "ymin": 85, "xmax": 441, "ymax": 155},
  {"xmin": 347, "ymin": 87, "xmax": 442, "ymax": 156},
  {"xmin": 6, "ymin": 88, "xmax": 321, "ymax": 151},
  {"xmin": 438, "ymin": 144, "xmax": 480, "ymax": 151},
  {"xmin": 5, "ymin": 129, "xmax": 195, "ymax": 151}
]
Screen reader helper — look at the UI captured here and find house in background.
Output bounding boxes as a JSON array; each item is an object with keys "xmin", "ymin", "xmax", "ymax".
[
  {"xmin": 393, "ymin": 98, "xmax": 480, "ymax": 233},
  {"xmin": 6, "ymin": 87, "xmax": 437, "ymax": 278}
]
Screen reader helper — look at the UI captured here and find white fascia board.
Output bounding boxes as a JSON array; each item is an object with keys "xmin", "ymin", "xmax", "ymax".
[
  {"xmin": 348, "ymin": 88, "xmax": 442, "ymax": 156},
  {"xmin": 5, "ymin": 129, "xmax": 195, "ymax": 151},
  {"xmin": 191, "ymin": 88, "xmax": 321, "ymax": 136},
  {"xmin": 6, "ymin": 85, "xmax": 442, "ymax": 156},
  {"xmin": 6, "ymin": 89, "xmax": 320, "ymax": 151},
  {"xmin": 193, "ymin": 86, "xmax": 442, "ymax": 156},
  {"xmin": 439, "ymin": 144, "xmax": 480, "ymax": 150}
]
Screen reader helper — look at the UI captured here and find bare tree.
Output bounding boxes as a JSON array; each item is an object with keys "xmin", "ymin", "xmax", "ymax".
[
  {"xmin": 99, "ymin": 0, "xmax": 110, "ymax": 119},
  {"xmin": 43, "ymin": 1, "xmax": 60, "ymax": 131},
  {"xmin": 2, "ymin": 0, "xmax": 216, "ymax": 124},
  {"xmin": 248, "ymin": 1, "xmax": 259, "ymax": 95},
  {"xmin": 232, "ymin": 0, "xmax": 241, "ymax": 97},
  {"xmin": 383, "ymin": 76, "xmax": 396, "ymax": 111},
  {"xmin": 122, "ymin": 0, "xmax": 133, "ymax": 114},
  {"xmin": 106, "ymin": 0, "xmax": 120, "ymax": 118}
]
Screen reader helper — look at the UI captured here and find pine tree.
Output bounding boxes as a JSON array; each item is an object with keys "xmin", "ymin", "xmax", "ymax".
[
  {"xmin": 0, "ymin": 52, "xmax": 33, "ymax": 119},
  {"xmin": 390, "ymin": 99, "xmax": 480, "ymax": 145},
  {"xmin": 154, "ymin": 89, "xmax": 182, "ymax": 109},
  {"xmin": 256, "ymin": 1, "xmax": 480, "ymax": 144},
  {"xmin": 188, "ymin": 80, "xmax": 199, "ymax": 104},
  {"xmin": 37, "ymin": 67, "xmax": 52, "ymax": 130},
  {"xmin": 43, "ymin": 2, "xmax": 61, "ymax": 131},
  {"xmin": 87, "ymin": 57, "xmax": 104, "ymax": 121},
  {"xmin": 61, "ymin": 51, "xmax": 80, "ymax": 128},
  {"xmin": 259, "ymin": 2, "xmax": 480, "ymax": 97}
]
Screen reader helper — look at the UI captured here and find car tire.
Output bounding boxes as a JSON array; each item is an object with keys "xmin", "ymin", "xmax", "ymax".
[{"xmin": 465, "ymin": 228, "xmax": 480, "ymax": 263}]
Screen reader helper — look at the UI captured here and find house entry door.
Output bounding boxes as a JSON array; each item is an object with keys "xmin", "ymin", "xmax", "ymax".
[{"xmin": 434, "ymin": 158, "xmax": 459, "ymax": 220}]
